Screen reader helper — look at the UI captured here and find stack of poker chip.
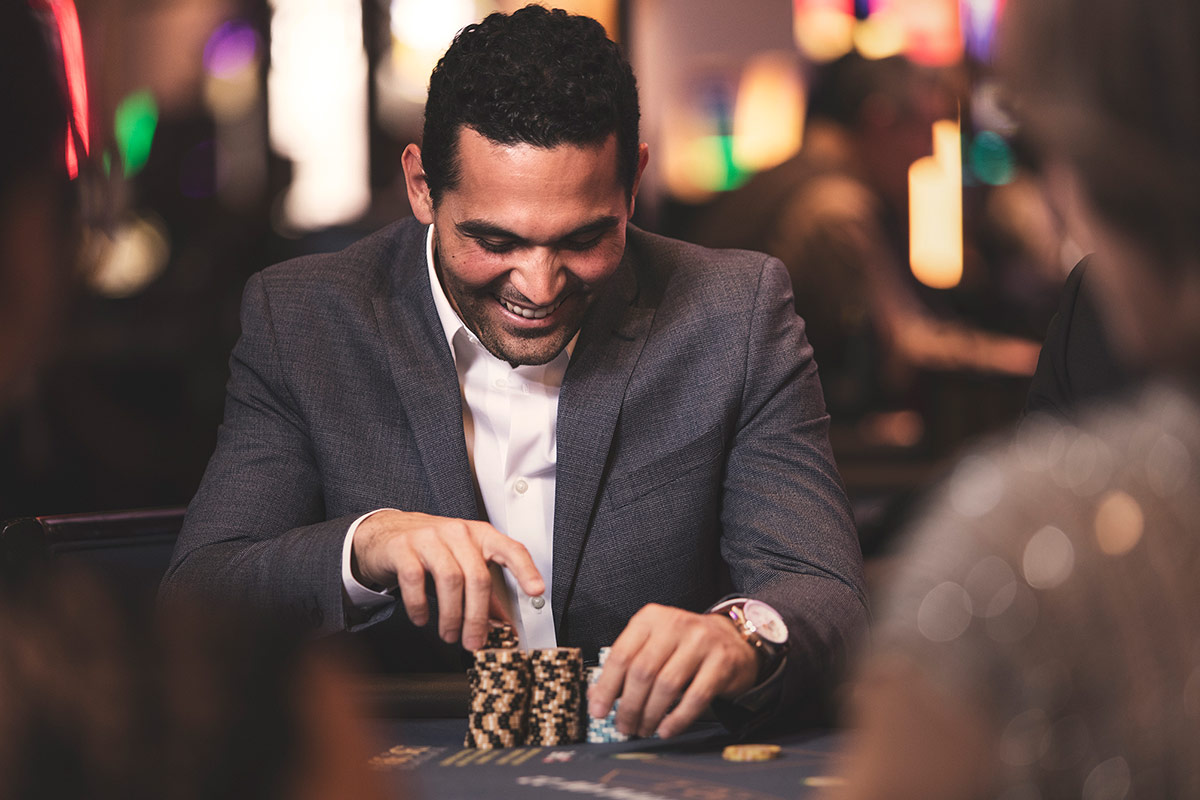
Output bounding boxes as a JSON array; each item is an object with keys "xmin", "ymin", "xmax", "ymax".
[
  {"xmin": 483, "ymin": 621, "xmax": 520, "ymax": 650},
  {"xmin": 465, "ymin": 647, "xmax": 530, "ymax": 749},
  {"xmin": 525, "ymin": 647, "xmax": 585, "ymax": 745},
  {"xmin": 587, "ymin": 646, "xmax": 630, "ymax": 743}
]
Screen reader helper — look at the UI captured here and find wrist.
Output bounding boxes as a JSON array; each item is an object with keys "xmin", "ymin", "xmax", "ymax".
[
  {"xmin": 349, "ymin": 508, "xmax": 400, "ymax": 591},
  {"xmin": 707, "ymin": 598, "xmax": 789, "ymax": 685}
]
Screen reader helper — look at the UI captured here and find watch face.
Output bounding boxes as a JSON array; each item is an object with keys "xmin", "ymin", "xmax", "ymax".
[{"xmin": 743, "ymin": 600, "xmax": 788, "ymax": 644}]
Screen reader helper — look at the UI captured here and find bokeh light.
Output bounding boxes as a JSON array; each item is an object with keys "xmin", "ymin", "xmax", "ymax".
[
  {"xmin": 1083, "ymin": 757, "xmax": 1132, "ymax": 800},
  {"xmin": 964, "ymin": 555, "xmax": 1018, "ymax": 618},
  {"xmin": 909, "ymin": 118, "xmax": 963, "ymax": 289},
  {"xmin": 794, "ymin": 5, "xmax": 856, "ymax": 63},
  {"xmin": 1022, "ymin": 526, "xmax": 1074, "ymax": 590},
  {"xmin": 948, "ymin": 454, "xmax": 1004, "ymax": 518},
  {"xmin": 204, "ymin": 20, "xmax": 260, "ymax": 79},
  {"xmin": 114, "ymin": 90, "xmax": 159, "ymax": 178},
  {"xmin": 43, "ymin": 0, "xmax": 90, "ymax": 178},
  {"xmin": 796, "ymin": 0, "xmax": 962, "ymax": 65},
  {"xmin": 268, "ymin": 0, "xmax": 370, "ymax": 230},
  {"xmin": 385, "ymin": 0, "xmax": 479, "ymax": 104},
  {"xmin": 85, "ymin": 215, "xmax": 171, "ymax": 298},
  {"xmin": 1093, "ymin": 490, "xmax": 1144, "ymax": 556},
  {"xmin": 917, "ymin": 580, "xmax": 973, "ymax": 642},
  {"xmin": 732, "ymin": 51, "xmax": 805, "ymax": 173},
  {"xmin": 969, "ymin": 130, "xmax": 1016, "ymax": 186},
  {"xmin": 852, "ymin": 10, "xmax": 906, "ymax": 60}
]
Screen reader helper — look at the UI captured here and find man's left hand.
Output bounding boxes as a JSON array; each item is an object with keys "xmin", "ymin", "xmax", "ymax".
[{"xmin": 586, "ymin": 603, "xmax": 758, "ymax": 739}]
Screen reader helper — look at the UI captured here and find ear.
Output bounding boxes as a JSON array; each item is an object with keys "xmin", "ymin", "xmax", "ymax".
[
  {"xmin": 401, "ymin": 144, "xmax": 435, "ymax": 225},
  {"xmin": 627, "ymin": 142, "xmax": 650, "ymax": 216}
]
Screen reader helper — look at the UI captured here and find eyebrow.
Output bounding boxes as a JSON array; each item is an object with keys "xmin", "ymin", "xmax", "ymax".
[{"xmin": 455, "ymin": 215, "xmax": 620, "ymax": 246}]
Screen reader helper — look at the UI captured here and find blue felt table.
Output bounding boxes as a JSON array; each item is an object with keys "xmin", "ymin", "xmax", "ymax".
[{"xmin": 366, "ymin": 717, "xmax": 844, "ymax": 800}]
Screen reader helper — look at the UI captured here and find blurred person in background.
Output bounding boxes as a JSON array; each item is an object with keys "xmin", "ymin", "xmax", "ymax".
[
  {"xmin": 1024, "ymin": 255, "xmax": 1141, "ymax": 419},
  {"xmin": 0, "ymin": 565, "xmax": 389, "ymax": 800},
  {"xmin": 0, "ymin": 0, "xmax": 76, "ymax": 413},
  {"xmin": 2, "ymin": 7, "xmax": 389, "ymax": 799},
  {"xmin": 687, "ymin": 53, "xmax": 1042, "ymax": 427},
  {"xmin": 828, "ymin": 0, "xmax": 1200, "ymax": 797}
]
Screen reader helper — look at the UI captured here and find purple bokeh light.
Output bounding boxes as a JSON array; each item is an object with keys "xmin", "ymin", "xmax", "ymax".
[{"xmin": 204, "ymin": 20, "xmax": 259, "ymax": 78}]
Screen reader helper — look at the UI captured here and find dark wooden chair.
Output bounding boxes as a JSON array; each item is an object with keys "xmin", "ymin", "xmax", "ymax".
[{"xmin": 0, "ymin": 507, "xmax": 184, "ymax": 598}]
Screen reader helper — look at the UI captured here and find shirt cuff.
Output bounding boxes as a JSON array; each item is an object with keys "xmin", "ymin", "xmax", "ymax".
[{"xmin": 342, "ymin": 509, "xmax": 400, "ymax": 610}]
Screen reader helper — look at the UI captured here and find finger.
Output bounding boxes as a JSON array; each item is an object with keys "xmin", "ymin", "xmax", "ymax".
[
  {"xmin": 487, "ymin": 590, "xmax": 512, "ymax": 625},
  {"xmin": 475, "ymin": 525, "xmax": 545, "ymax": 598},
  {"xmin": 414, "ymin": 536, "xmax": 465, "ymax": 644},
  {"xmin": 442, "ymin": 533, "xmax": 494, "ymax": 651},
  {"xmin": 391, "ymin": 538, "xmax": 432, "ymax": 627},
  {"xmin": 612, "ymin": 631, "xmax": 677, "ymax": 737},
  {"xmin": 587, "ymin": 618, "xmax": 652, "ymax": 721},
  {"xmin": 638, "ymin": 641, "xmax": 706, "ymax": 738},
  {"xmin": 656, "ymin": 656, "xmax": 729, "ymax": 739}
]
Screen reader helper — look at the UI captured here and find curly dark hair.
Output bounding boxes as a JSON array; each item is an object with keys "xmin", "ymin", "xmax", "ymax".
[{"xmin": 421, "ymin": 4, "xmax": 640, "ymax": 205}]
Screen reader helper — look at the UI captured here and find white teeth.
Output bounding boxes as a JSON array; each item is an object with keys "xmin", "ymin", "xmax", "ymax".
[{"xmin": 500, "ymin": 297, "xmax": 561, "ymax": 319}]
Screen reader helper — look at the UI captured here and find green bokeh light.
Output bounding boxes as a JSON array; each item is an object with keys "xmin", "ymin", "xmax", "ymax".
[
  {"xmin": 114, "ymin": 90, "xmax": 158, "ymax": 177},
  {"xmin": 968, "ymin": 130, "xmax": 1016, "ymax": 186}
]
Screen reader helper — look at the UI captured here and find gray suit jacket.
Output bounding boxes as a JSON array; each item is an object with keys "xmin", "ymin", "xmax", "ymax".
[{"xmin": 163, "ymin": 217, "xmax": 867, "ymax": 719}]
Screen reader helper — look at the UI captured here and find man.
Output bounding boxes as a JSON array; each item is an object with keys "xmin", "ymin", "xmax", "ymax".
[{"xmin": 163, "ymin": 5, "xmax": 866, "ymax": 737}]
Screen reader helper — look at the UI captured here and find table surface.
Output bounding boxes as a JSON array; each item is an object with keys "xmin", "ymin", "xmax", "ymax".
[{"xmin": 366, "ymin": 717, "xmax": 844, "ymax": 800}]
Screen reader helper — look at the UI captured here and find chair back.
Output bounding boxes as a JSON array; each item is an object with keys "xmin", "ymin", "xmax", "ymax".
[{"xmin": 0, "ymin": 507, "xmax": 184, "ymax": 599}]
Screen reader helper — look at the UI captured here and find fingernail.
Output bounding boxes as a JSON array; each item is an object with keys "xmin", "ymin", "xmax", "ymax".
[{"xmin": 588, "ymin": 702, "xmax": 604, "ymax": 717}]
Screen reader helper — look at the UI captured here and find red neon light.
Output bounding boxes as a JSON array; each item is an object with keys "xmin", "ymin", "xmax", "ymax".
[{"xmin": 34, "ymin": 0, "xmax": 89, "ymax": 178}]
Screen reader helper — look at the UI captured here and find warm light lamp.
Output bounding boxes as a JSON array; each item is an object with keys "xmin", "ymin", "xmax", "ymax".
[
  {"xmin": 732, "ymin": 52, "xmax": 805, "ymax": 173},
  {"xmin": 909, "ymin": 119, "xmax": 962, "ymax": 289}
]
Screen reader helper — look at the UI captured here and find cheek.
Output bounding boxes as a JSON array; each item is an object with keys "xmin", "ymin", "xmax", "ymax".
[
  {"xmin": 567, "ymin": 237, "xmax": 627, "ymax": 286},
  {"xmin": 442, "ymin": 248, "xmax": 509, "ymax": 292}
]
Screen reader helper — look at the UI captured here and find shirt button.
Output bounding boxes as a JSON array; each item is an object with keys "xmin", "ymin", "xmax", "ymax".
[
  {"xmin": 493, "ymin": 378, "xmax": 507, "ymax": 389},
  {"xmin": 530, "ymin": 595, "xmax": 546, "ymax": 610},
  {"xmin": 514, "ymin": 478, "xmax": 529, "ymax": 495}
]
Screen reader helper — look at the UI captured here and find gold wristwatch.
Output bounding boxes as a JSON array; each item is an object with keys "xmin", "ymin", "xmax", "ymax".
[{"xmin": 708, "ymin": 598, "xmax": 789, "ymax": 683}]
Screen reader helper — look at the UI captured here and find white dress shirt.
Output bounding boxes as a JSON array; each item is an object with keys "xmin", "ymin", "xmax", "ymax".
[{"xmin": 341, "ymin": 224, "xmax": 566, "ymax": 648}]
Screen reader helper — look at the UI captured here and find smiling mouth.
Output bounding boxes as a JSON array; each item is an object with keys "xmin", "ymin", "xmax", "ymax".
[{"xmin": 497, "ymin": 295, "xmax": 565, "ymax": 320}]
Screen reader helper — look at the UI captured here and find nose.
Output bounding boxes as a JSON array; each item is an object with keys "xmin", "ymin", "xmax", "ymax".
[{"xmin": 509, "ymin": 248, "xmax": 566, "ymax": 307}]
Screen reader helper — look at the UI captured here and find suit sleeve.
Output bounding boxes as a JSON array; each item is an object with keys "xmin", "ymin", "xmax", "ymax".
[
  {"xmin": 717, "ymin": 255, "xmax": 869, "ymax": 728},
  {"xmin": 159, "ymin": 272, "xmax": 393, "ymax": 635}
]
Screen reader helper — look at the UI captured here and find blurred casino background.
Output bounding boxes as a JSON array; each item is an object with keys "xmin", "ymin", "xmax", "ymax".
[{"xmin": 1, "ymin": 0, "xmax": 1074, "ymax": 551}]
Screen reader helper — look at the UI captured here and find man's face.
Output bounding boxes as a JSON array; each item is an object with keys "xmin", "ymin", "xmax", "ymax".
[{"xmin": 403, "ymin": 129, "xmax": 646, "ymax": 366}]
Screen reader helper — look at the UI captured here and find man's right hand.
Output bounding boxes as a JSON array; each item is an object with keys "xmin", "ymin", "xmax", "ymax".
[{"xmin": 351, "ymin": 510, "xmax": 544, "ymax": 651}]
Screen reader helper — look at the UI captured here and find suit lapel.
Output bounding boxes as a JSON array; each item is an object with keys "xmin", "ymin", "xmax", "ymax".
[
  {"xmin": 552, "ymin": 254, "xmax": 654, "ymax": 631},
  {"xmin": 371, "ymin": 227, "xmax": 481, "ymax": 522}
]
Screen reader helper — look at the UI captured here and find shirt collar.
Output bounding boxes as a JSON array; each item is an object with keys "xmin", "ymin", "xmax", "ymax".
[
  {"xmin": 424, "ymin": 223, "xmax": 577, "ymax": 365},
  {"xmin": 426, "ymin": 224, "xmax": 472, "ymax": 364}
]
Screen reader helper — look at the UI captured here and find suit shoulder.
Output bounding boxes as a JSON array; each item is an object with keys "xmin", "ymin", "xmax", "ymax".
[
  {"xmin": 256, "ymin": 217, "xmax": 426, "ymax": 298},
  {"xmin": 626, "ymin": 226, "xmax": 781, "ymax": 309}
]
